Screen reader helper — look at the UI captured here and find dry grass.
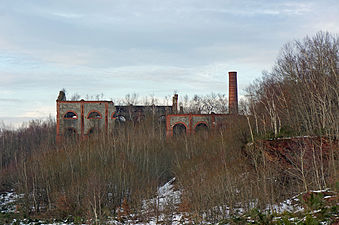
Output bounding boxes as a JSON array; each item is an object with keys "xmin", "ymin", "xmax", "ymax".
[{"xmin": 0, "ymin": 115, "xmax": 337, "ymax": 222}]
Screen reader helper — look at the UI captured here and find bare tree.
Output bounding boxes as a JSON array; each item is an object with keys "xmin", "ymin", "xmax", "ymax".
[{"xmin": 246, "ymin": 31, "xmax": 338, "ymax": 138}]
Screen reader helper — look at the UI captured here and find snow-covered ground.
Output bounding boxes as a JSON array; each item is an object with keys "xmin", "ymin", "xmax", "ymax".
[
  {"xmin": 1, "ymin": 181, "xmax": 338, "ymax": 224},
  {"xmin": 0, "ymin": 190, "xmax": 23, "ymax": 213},
  {"xmin": 143, "ymin": 177, "xmax": 181, "ymax": 212},
  {"xmin": 111, "ymin": 177, "xmax": 192, "ymax": 224},
  {"xmin": 270, "ymin": 188, "xmax": 338, "ymax": 213}
]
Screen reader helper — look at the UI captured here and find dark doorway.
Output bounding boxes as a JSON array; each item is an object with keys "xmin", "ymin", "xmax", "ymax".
[
  {"xmin": 173, "ymin": 123, "xmax": 187, "ymax": 136},
  {"xmin": 194, "ymin": 123, "xmax": 208, "ymax": 135}
]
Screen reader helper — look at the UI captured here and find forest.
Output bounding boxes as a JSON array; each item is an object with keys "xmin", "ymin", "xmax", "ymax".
[{"xmin": 0, "ymin": 31, "xmax": 338, "ymax": 224}]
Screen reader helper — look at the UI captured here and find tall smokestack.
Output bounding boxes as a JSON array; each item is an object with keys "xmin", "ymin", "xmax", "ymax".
[
  {"xmin": 172, "ymin": 94, "xmax": 178, "ymax": 114},
  {"xmin": 228, "ymin": 71, "xmax": 238, "ymax": 114}
]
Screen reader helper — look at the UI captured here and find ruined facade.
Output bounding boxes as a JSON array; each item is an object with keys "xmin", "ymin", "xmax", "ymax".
[
  {"xmin": 56, "ymin": 71, "xmax": 239, "ymax": 141},
  {"xmin": 56, "ymin": 100, "xmax": 115, "ymax": 142},
  {"xmin": 165, "ymin": 71, "xmax": 239, "ymax": 136}
]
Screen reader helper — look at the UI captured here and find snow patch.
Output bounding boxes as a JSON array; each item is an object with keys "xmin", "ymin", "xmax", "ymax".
[
  {"xmin": 0, "ymin": 190, "xmax": 23, "ymax": 213},
  {"xmin": 143, "ymin": 177, "xmax": 181, "ymax": 212}
]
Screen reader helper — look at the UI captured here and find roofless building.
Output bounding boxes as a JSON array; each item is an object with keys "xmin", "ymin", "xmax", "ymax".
[{"xmin": 56, "ymin": 71, "xmax": 239, "ymax": 142}]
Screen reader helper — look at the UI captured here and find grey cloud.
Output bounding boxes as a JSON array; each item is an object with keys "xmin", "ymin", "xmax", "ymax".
[
  {"xmin": 1, "ymin": 0, "xmax": 327, "ymax": 71},
  {"xmin": 0, "ymin": 0, "xmax": 338, "ymax": 121}
]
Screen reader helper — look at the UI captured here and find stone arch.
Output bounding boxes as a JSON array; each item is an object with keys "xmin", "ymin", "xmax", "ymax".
[
  {"xmin": 194, "ymin": 122, "xmax": 208, "ymax": 135},
  {"xmin": 87, "ymin": 110, "xmax": 102, "ymax": 119},
  {"xmin": 63, "ymin": 111, "xmax": 78, "ymax": 119},
  {"xmin": 173, "ymin": 123, "xmax": 187, "ymax": 136}
]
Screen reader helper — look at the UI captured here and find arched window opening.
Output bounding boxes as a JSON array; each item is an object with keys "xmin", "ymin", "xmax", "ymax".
[
  {"xmin": 173, "ymin": 123, "xmax": 186, "ymax": 136},
  {"xmin": 87, "ymin": 111, "xmax": 102, "ymax": 119},
  {"xmin": 194, "ymin": 123, "xmax": 208, "ymax": 135},
  {"xmin": 64, "ymin": 111, "xmax": 78, "ymax": 119}
]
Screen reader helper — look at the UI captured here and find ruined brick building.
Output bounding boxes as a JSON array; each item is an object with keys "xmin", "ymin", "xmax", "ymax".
[{"xmin": 56, "ymin": 71, "xmax": 239, "ymax": 142}]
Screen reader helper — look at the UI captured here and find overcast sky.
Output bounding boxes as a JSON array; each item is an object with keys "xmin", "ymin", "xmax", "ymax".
[{"xmin": 0, "ymin": 0, "xmax": 338, "ymax": 127}]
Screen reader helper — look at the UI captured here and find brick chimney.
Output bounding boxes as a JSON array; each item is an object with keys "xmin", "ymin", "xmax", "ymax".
[
  {"xmin": 172, "ymin": 94, "xmax": 178, "ymax": 114},
  {"xmin": 229, "ymin": 71, "xmax": 238, "ymax": 114}
]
